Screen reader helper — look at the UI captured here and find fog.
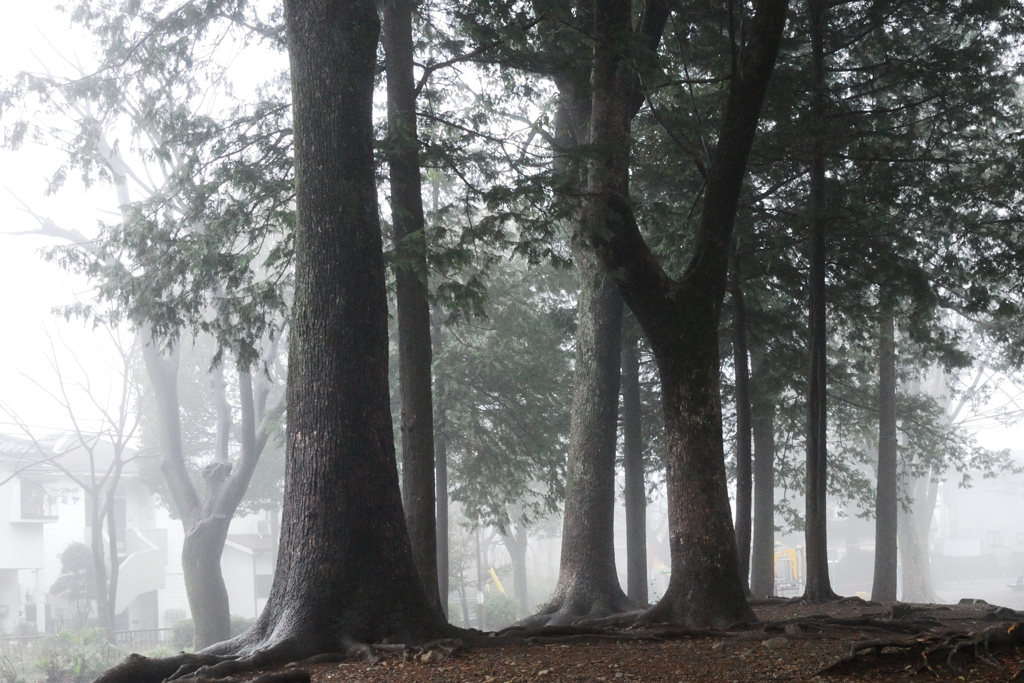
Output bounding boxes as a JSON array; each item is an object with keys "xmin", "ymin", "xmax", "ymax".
[{"xmin": 3, "ymin": 0, "xmax": 1024, "ymax": 663}]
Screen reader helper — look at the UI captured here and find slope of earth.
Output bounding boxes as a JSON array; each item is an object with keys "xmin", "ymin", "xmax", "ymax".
[{"xmin": 142, "ymin": 600, "xmax": 1024, "ymax": 683}]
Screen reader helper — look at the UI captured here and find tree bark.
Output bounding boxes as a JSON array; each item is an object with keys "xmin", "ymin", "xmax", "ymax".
[
  {"xmin": 433, "ymin": 312, "xmax": 450, "ymax": 617},
  {"xmin": 897, "ymin": 470, "xmax": 939, "ymax": 602},
  {"xmin": 90, "ymin": 495, "xmax": 114, "ymax": 637},
  {"xmin": 587, "ymin": 0, "xmax": 788, "ymax": 626},
  {"xmin": 527, "ymin": 0, "xmax": 670, "ymax": 627},
  {"xmin": 384, "ymin": 0, "xmax": 442, "ymax": 616},
  {"xmin": 144, "ymin": 336, "xmax": 280, "ymax": 648},
  {"xmin": 529, "ymin": 244, "xmax": 631, "ymax": 626},
  {"xmin": 803, "ymin": 0, "xmax": 838, "ymax": 602},
  {"xmin": 871, "ymin": 312, "xmax": 898, "ymax": 602},
  {"xmin": 621, "ymin": 314, "xmax": 648, "ymax": 605},
  {"xmin": 749, "ymin": 356, "xmax": 777, "ymax": 599},
  {"xmin": 435, "ymin": 405, "xmax": 450, "ymax": 618},
  {"xmin": 206, "ymin": 1, "xmax": 448, "ymax": 657},
  {"xmin": 730, "ymin": 248, "xmax": 753, "ymax": 590}
]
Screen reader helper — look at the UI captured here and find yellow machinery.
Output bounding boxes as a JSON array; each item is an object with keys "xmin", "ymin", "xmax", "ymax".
[{"xmin": 773, "ymin": 548, "xmax": 803, "ymax": 596}]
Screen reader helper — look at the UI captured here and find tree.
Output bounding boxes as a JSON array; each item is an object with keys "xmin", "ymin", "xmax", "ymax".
[
  {"xmin": 748, "ymin": 348, "xmax": 779, "ymax": 598},
  {"xmin": 870, "ymin": 313, "xmax": 898, "ymax": 601},
  {"xmin": 621, "ymin": 313, "xmax": 648, "ymax": 604},
  {"xmin": 439, "ymin": 259, "xmax": 574, "ymax": 612},
  {"xmin": 2, "ymin": 3, "xmax": 294, "ymax": 646},
  {"xmin": 730, "ymin": 248, "xmax": 753, "ymax": 590},
  {"xmin": 383, "ymin": 0, "xmax": 442, "ymax": 615},
  {"xmin": 0, "ymin": 324, "xmax": 141, "ymax": 641},
  {"xmin": 210, "ymin": 0, "xmax": 447, "ymax": 658},
  {"xmin": 587, "ymin": 0, "xmax": 788, "ymax": 626},
  {"xmin": 50, "ymin": 543, "xmax": 97, "ymax": 630}
]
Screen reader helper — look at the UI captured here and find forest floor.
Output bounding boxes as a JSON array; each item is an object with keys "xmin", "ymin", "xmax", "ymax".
[{"xmin": 227, "ymin": 599, "xmax": 1024, "ymax": 683}]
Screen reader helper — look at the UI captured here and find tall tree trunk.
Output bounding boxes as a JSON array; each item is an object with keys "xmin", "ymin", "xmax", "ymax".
[
  {"xmin": 587, "ymin": 0, "xmax": 787, "ymax": 626},
  {"xmin": 621, "ymin": 314, "xmax": 648, "ymax": 605},
  {"xmin": 103, "ymin": 473, "xmax": 123, "ymax": 638},
  {"xmin": 730, "ymin": 248, "xmax": 753, "ymax": 589},
  {"xmin": 871, "ymin": 312, "xmax": 898, "ymax": 602},
  {"xmin": 90, "ymin": 495, "xmax": 114, "ymax": 639},
  {"xmin": 898, "ymin": 471, "xmax": 940, "ymax": 602},
  {"xmin": 529, "ymin": 0, "xmax": 671, "ymax": 627},
  {"xmin": 530, "ymin": 245, "xmax": 631, "ymax": 626},
  {"xmin": 182, "ymin": 517, "xmax": 232, "ymax": 646},
  {"xmin": 803, "ymin": 0, "xmax": 838, "ymax": 602},
  {"xmin": 433, "ymin": 312, "xmax": 450, "ymax": 617},
  {"xmin": 435, "ymin": 404, "xmax": 450, "ymax": 618},
  {"xmin": 384, "ymin": 0, "xmax": 442, "ymax": 615},
  {"xmin": 204, "ymin": 0, "xmax": 448, "ymax": 658},
  {"xmin": 749, "ymin": 353, "xmax": 777, "ymax": 599},
  {"xmin": 500, "ymin": 523, "xmax": 530, "ymax": 618}
]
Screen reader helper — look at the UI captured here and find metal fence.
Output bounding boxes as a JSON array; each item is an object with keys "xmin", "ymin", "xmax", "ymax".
[{"xmin": 113, "ymin": 628, "xmax": 173, "ymax": 647}]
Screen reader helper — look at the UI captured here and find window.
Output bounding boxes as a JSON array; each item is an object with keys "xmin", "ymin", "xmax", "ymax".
[
  {"xmin": 988, "ymin": 531, "xmax": 1002, "ymax": 549},
  {"xmin": 20, "ymin": 480, "xmax": 55, "ymax": 519}
]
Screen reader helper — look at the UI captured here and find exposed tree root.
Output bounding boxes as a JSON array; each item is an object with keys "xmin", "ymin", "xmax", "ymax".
[
  {"xmin": 515, "ymin": 587, "xmax": 640, "ymax": 629},
  {"xmin": 819, "ymin": 620, "xmax": 1024, "ymax": 677},
  {"xmin": 90, "ymin": 653, "xmax": 230, "ymax": 683},
  {"xmin": 761, "ymin": 613, "xmax": 943, "ymax": 637},
  {"xmin": 92, "ymin": 637, "xmax": 470, "ymax": 683}
]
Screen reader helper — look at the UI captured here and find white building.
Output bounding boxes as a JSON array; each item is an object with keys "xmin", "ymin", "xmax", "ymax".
[{"xmin": 0, "ymin": 434, "xmax": 277, "ymax": 638}]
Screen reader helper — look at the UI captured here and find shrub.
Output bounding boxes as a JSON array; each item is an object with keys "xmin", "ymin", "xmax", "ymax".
[
  {"xmin": 34, "ymin": 627, "xmax": 122, "ymax": 683},
  {"xmin": 484, "ymin": 593, "xmax": 518, "ymax": 630},
  {"xmin": 170, "ymin": 616, "xmax": 254, "ymax": 651}
]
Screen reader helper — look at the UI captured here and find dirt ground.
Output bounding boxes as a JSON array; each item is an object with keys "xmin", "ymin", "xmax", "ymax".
[{"xmin": 225, "ymin": 600, "xmax": 1024, "ymax": 683}]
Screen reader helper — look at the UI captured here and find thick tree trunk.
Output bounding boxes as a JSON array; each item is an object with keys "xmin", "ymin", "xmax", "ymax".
[
  {"xmin": 384, "ymin": 0, "xmax": 442, "ymax": 616},
  {"xmin": 803, "ymin": 0, "xmax": 838, "ymax": 603},
  {"xmin": 871, "ymin": 313, "xmax": 898, "ymax": 602},
  {"xmin": 621, "ymin": 315, "xmax": 648, "ymax": 605},
  {"xmin": 587, "ymin": 0, "xmax": 787, "ymax": 626},
  {"xmin": 529, "ymin": 0, "xmax": 675, "ymax": 627},
  {"xmin": 749, "ymin": 355, "xmax": 777, "ymax": 599},
  {"xmin": 730, "ymin": 249, "xmax": 752, "ymax": 589},
  {"xmin": 898, "ymin": 472, "xmax": 939, "ymax": 602},
  {"xmin": 206, "ymin": 0, "xmax": 447, "ymax": 657},
  {"xmin": 530, "ymin": 246, "xmax": 631, "ymax": 626},
  {"xmin": 183, "ymin": 518, "xmax": 232, "ymax": 647}
]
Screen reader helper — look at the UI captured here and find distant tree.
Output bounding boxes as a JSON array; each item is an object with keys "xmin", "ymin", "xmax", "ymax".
[
  {"xmin": 440, "ymin": 259, "xmax": 574, "ymax": 609},
  {"xmin": 2, "ymin": 1, "xmax": 292, "ymax": 647},
  {"xmin": 50, "ymin": 543, "xmax": 97, "ymax": 630},
  {"xmin": 0, "ymin": 324, "xmax": 141, "ymax": 641}
]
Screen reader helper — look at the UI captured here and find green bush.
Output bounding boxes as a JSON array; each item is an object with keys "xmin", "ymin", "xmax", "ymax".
[
  {"xmin": 229, "ymin": 616, "xmax": 253, "ymax": 638},
  {"xmin": 170, "ymin": 616, "xmax": 255, "ymax": 651},
  {"xmin": 34, "ymin": 627, "xmax": 122, "ymax": 683},
  {"xmin": 484, "ymin": 593, "xmax": 518, "ymax": 630},
  {"xmin": 170, "ymin": 620, "xmax": 194, "ymax": 651}
]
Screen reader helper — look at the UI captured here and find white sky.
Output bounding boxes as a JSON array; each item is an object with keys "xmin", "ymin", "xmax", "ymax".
[
  {"xmin": 0, "ymin": 3, "xmax": 1022, "ymax": 459},
  {"xmin": 0, "ymin": 4, "xmax": 114, "ymax": 436}
]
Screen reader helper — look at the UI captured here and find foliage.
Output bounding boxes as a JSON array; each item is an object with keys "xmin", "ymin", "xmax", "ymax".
[
  {"xmin": 170, "ymin": 615, "xmax": 255, "ymax": 652},
  {"xmin": 33, "ymin": 628, "xmax": 122, "ymax": 683},
  {"xmin": 438, "ymin": 258, "xmax": 574, "ymax": 531},
  {"xmin": 47, "ymin": 544, "xmax": 96, "ymax": 622},
  {"xmin": 483, "ymin": 593, "xmax": 518, "ymax": 630}
]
